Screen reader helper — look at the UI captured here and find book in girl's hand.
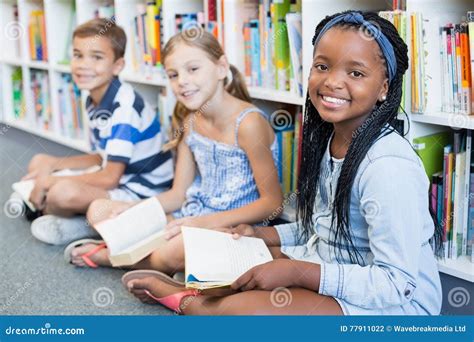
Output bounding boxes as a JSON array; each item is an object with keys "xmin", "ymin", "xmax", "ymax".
[
  {"xmin": 95, "ymin": 197, "xmax": 167, "ymax": 267},
  {"xmin": 181, "ymin": 227, "xmax": 273, "ymax": 290}
]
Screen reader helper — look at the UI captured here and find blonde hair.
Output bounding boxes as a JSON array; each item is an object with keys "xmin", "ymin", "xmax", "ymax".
[{"xmin": 162, "ymin": 31, "xmax": 251, "ymax": 150}]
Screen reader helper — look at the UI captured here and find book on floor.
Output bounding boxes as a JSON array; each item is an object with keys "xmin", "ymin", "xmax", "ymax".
[
  {"xmin": 11, "ymin": 165, "xmax": 101, "ymax": 212},
  {"xmin": 95, "ymin": 196, "xmax": 167, "ymax": 267},
  {"xmin": 181, "ymin": 226, "xmax": 273, "ymax": 290}
]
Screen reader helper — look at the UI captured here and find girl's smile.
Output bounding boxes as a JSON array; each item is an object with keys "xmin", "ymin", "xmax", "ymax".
[{"xmin": 308, "ymin": 27, "xmax": 388, "ymax": 133}]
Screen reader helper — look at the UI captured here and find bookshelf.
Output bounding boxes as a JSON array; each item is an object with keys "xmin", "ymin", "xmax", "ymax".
[{"xmin": 0, "ymin": 0, "xmax": 473, "ymax": 282}]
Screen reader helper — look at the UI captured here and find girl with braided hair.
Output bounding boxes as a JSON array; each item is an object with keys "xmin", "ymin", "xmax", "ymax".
[{"xmin": 123, "ymin": 11, "xmax": 442, "ymax": 315}]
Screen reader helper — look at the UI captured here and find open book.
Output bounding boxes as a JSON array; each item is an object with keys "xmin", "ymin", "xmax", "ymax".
[
  {"xmin": 181, "ymin": 226, "xmax": 273, "ymax": 290},
  {"xmin": 95, "ymin": 197, "xmax": 167, "ymax": 267},
  {"xmin": 12, "ymin": 165, "xmax": 101, "ymax": 211}
]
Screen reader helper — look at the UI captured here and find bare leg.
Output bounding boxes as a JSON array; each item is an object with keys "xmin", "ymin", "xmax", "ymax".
[
  {"xmin": 44, "ymin": 179, "xmax": 109, "ymax": 216},
  {"xmin": 127, "ymin": 268, "xmax": 343, "ymax": 315}
]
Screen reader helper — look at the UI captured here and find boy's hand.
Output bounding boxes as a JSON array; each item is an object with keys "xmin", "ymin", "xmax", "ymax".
[
  {"xmin": 29, "ymin": 175, "xmax": 54, "ymax": 210},
  {"xmin": 231, "ymin": 259, "xmax": 297, "ymax": 291}
]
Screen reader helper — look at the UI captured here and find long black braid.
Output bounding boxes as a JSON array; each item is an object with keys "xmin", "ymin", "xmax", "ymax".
[{"xmin": 296, "ymin": 11, "xmax": 444, "ymax": 264}]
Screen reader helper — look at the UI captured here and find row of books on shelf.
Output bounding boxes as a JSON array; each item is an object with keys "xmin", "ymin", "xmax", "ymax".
[
  {"xmin": 57, "ymin": 74, "xmax": 85, "ymax": 139},
  {"xmin": 30, "ymin": 70, "xmax": 51, "ymax": 130},
  {"xmin": 276, "ymin": 111, "xmax": 302, "ymax": 194},
  {"xmin": 26, "ymin": 3, "xmax": 114, "ymax": 64},
  {"xmin": 439, "ymin": 19, "xmax": 473, "ymax": 115},
  {"xmin": 241, "ymin": 0, "xmax": 302, "ymax": 96},
  {"xmin": 9, "ymin": 68, "xmax": 85, "ymax": 138},
  {"xmin": 379, "ymin": 10, "xmax": 408, "ymax": 113},
  {"xmin": 130, "ymin": 1, "xmax": 205, "ymax": 77},
  {"xmin": 411, "ymin": 11, "xmax": 473, "ymax": 114},
  {"xmin": 414, "ymin": 130, "xmax": 474, "ymax": 263}
]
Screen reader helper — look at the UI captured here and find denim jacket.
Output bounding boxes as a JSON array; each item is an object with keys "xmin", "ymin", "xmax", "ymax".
[{"xmin": 275, "ymin": 129, "xmax": 442, "ymax": 314}]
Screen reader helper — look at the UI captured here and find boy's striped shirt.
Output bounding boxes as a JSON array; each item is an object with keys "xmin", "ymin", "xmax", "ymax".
[{"xmin": 87, "ymin": 78, "xmax": 173, "ymax": 198}]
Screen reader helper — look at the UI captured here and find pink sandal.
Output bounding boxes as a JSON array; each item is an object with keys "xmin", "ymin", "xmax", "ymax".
[
  {"xmin": 64, "ymin": 239, "xmax": 107, "ymax": 268},
  {"xmin": 122, "ymin": 270, "xmax": 201, "ymax": 314}
]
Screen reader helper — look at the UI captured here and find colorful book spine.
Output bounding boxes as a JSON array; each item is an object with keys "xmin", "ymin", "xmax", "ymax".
[
  {"xmin": 468, "ymin": 12, "xmax": 474, "ymax": 114},
  {"xmin": 11, "ymin": 68, "xmax": 24, "ymax": 119},
  {"xmin": 30, "ymin": 70, "xmax": 51, "ymax": 131},
  {"xmin": 57, "ymin": 74, "xmax": 84, "ymax": 139},
  {"xmin": 249, "ymin": 20, "xmax": 261, "ymax": 87},
  {"xmin": 28, "ymin": 10, "xmax": 48, "ymax": 61},
  {"xmin": 462, "ymin": 130, "xmax": 472, "ymax": 255},
  {"xmin": 468, "ymin": 166, "xmax": 474, "ymax": 258},
  {"xmin": 272, "ymin": 0, "xmax": 290, "ymax": 91},
  {"xmin": 243, "ymin": 22, "xmax": 252, "ymax": 84}
]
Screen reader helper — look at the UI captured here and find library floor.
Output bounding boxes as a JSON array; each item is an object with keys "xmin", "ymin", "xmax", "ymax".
[{"xmin": 0, "ymin": 127, "xmax": 171, "ymax": 315}]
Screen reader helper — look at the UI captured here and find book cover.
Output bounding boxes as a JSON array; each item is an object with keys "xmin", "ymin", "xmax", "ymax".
[{"xmin": 412, "ymin": 131, "xmax": 451, "ymax": 178}]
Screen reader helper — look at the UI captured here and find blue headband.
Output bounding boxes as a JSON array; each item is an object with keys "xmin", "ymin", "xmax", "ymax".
[{"xmin": 313, "ymin": 12, "xmax": 397, "ymax": 84}]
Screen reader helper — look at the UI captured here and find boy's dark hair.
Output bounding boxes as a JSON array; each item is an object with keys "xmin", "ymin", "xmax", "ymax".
[
  {"xmin": 296, "ymin": 10, "xmax": 443, "ymax": 264},
  {"xmin": 73, "ymin": 18, "xmax": 126, "ymax": 60}
]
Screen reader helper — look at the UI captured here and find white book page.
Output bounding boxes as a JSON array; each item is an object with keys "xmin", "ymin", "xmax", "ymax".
[
  {"xmin": 95, "ymin": 197, "xmax": 167, "ymax": 255},
  {"xmin": 11, "ymin": 165, "xmax": 102, "ymax": 211},
  {"xmin": 12, "ymin": 180, "xmax": 36, "ymax": 211},
  {"xmin": 182, "ymin": 227, "xmax": 273, "ymax": 283}
]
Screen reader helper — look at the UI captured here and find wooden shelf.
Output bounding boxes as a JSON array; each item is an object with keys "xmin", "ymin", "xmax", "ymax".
[
  {"xmin": 248, "ymin": 86, "xmax": 304, "ymax": 106},
  {"xmin": 121, "ymin": 72, "xmax": 167, "ymax": 87},
  {"xmin": 438, "ymin": 255, "xmax": 474, "ymax": 283},
  {"xmin": 26, "ymin": 60, "xmax": 49, "ymax": 70},
  {"xmin": 53, "ymin": 64, "xmax": 72, "ymax": 74},
  {"xmin": 4, "ymin": 119, "xmax": 90, "ymax": 153},
  {"xmin": 0, "ymin": 57, "xmax": 23, "ymax": 67},
  {"xmin": 410, "ymin": 112, "xmax": 474, "ymax": 130}
]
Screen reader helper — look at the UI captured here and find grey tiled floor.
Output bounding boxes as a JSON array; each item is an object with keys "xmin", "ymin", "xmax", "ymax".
[{"xmin": 0, "ymin": 127, "xmax": 170, "ymax": 315}]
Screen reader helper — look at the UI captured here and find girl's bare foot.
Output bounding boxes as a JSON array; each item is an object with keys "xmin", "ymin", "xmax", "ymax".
[{"xmin": 127, "ymin": 276, "xmax": 186, "ymax": 305}]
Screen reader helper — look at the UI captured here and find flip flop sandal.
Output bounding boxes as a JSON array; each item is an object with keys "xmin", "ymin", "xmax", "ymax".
[
  {"xmin": 121, "ymin": 270, "xmax": 184, "ymax": 288},
  {"xmin": 122, "ymin": 270, "xmax": 200, "ymax": 314},
  {"xmin": 64, "ymin": 238, "xmax": 106, "ymax": 268}
]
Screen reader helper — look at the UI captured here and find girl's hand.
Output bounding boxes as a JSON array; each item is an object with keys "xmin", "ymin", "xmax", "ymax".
[
  {"xmin": 229, "ymin": 224, "xmax": 256, "ymax": 239},
  {"xmin": 164, "ymin": 216, "xmax": 214, "ymax": 240},
  {"xmin": 231, "ymin": 259, "xmax": 297, "ymax": 291}
]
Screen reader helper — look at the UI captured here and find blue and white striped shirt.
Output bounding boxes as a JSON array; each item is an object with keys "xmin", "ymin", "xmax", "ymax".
[{"xmin": 87, "ymin": 78, "xmax": 173, "ymax": 198}]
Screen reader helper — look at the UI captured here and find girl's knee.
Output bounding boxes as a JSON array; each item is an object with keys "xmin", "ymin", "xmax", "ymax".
[{"xmin": 86, "ymin": 199, "xmax": 114, "ymax": 225}]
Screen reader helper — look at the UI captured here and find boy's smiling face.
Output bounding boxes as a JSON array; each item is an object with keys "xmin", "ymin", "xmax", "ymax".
[
  {"xmin": 71, "ymin": 35, "xmax": 124, "ymax": 104},
  {"xmin": 308, "ymin": 27, "xmax": 389, "ymax": 132}
]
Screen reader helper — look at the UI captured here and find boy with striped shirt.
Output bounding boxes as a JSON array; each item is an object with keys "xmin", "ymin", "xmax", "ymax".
[{"xmin": 26, "ymin": 18, "xmax": 173, "ymax": 245}]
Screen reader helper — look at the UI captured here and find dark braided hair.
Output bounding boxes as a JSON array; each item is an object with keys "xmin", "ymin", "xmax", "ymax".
[{"xmin": 296, "ymin": 10, "xmax": 443, "ymax": 264}]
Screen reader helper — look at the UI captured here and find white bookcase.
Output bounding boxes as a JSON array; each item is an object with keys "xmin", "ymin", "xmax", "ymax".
[{"xmin": 0, "ymin": 0, "xmax": 473, "ymax": 282}]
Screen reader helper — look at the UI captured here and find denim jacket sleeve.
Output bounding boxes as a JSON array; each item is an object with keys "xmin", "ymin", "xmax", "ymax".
[
  {"xmin": 319, "ymin": 155, "xmax": 429, "ymax": 309},
  {"xmin": 274, "ymin": 221, "xmax": 306, "ymax": 246}
]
